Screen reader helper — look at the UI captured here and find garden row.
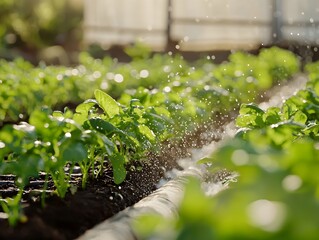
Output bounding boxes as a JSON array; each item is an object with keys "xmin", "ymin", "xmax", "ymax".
[
  {"xmin": 133, "ymin": 61, "xmax": 319, "ymax": 239},
  {"xmin": 0, "ymin": 47, "xmax": 299, "ymax": 226},
  {"xmin": 0, "ymin": 44, "xmax": 199, "ymax": 124}
]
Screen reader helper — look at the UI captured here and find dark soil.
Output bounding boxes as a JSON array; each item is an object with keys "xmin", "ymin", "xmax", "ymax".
[
  {"xmin": 0, "ymin": 120, "xmax": 222, "ymax": 240},
  {"xmin": 0, "ymin": 153, "xmax": 180, "ymax": 240}
]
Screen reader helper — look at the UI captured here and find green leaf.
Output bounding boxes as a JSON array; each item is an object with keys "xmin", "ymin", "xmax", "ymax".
[
  {"xmin": 236, "ymin": 103, "xmax": 265, "ymax": 128},
  {"xmin": 1, "ymin": 154, "xmax": 43, "ymax": 187},
  {"xmin": 29, "ymin": 110, "xmax": 64, "ymax": 140},
  {"xmin": 94, "ymin": 89, "xmax": 120, "ymax": 118},
  {"xmin": 61, "ymin": 141, "xmax": 87, "ymax": 163},
  {"xmin": 100, "ymin": 135, "xmax": 117, "ymax": 155},
  {"xmin": 85, "ymin": 118, "xmax": 121, "ymax": 136},
  {"xmin": 293, "ymin": 110, "xmax": 307, "ymax": 125},
  {"xmin": 239, "ymin": 103, "xmax": 264, "ymax": 115},
  {"xmin": 263, "ymin": 107, "xmax": 281, "ymax": 125},
  {"xmin": 109, "ymin": 152, "xmax": 126, "ymax": 184},
  {"xmin": 76, "ymin": 99, "xmax": 97, "ymax": 114},
  {"xmin": 197, "ymin": 157, "xmax": 214, "ymax": 165},
  {"xmin": 74, "ymin": 99, "xmax": 97, "ymax": 125},
  {"xmin": 282, "ymin": 99, "xmax": 299, "ymax": 120},
  {"xmin": 138, "ymin": 124, "xmax": 155, "ymax": 141}
]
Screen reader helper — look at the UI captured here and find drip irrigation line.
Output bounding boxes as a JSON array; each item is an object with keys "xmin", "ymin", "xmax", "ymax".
[{"xmin": 77, "ymin": 167, "xmax": 204, "ymax": 240}]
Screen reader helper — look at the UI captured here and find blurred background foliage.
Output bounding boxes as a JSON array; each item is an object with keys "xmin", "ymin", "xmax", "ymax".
[{"xmin": 0, "ymin": 0, "xmax": 83, "ymax": 63}]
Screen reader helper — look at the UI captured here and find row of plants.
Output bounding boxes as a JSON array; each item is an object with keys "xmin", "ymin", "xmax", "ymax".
[
  {"xmin": 0, "ymin": 44, "xmax": 201, "ymax": 124},
  {"xmin": 134, "ymin": 61, "xmax": 319, "ymax": 239},
  {"xmin": 0, "ymin": 45, "xmax": 298, "ymax": 124},
  {"xmin": 0, "ymin": 47, "xmax": 299, "ymax": 226}
]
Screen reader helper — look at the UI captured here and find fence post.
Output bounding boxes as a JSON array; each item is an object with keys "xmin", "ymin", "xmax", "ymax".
[
  {"xmin": 165, "ymin": 0, "xmax": 178, "ymax": 52},
  {"xmin": 272, "ymin": 0, "xmax": 283, "ymax": 44}
]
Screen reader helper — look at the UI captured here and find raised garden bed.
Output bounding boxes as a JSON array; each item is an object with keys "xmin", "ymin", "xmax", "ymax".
[{"xmin": 0, "ymin": 47, "xmax": 304, "ymax": 239}]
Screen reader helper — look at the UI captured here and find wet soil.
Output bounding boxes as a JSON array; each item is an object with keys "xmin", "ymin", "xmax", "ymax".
[
  {"xmin": 0, "ymin": 121, "xmax": 221, "ymax": 240},
  {"xmin": 0, "ymin": 160, "xmax": 171, "ymax": 239},
  {"xmin": 0, "ymin": 162, "xmax": 165, "ymax": 240}
]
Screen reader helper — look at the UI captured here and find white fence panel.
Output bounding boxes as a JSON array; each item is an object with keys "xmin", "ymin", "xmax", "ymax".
[
  {"xmin": 84, "ymin": 0, "xmax": 319, "ymax": 50},
  {"xmin": 84, "ymin": 0, "xmax": 167, "ymax": 49},
  {"xmin": 281, "ymin": 0, "xmax": 319, "ymax": 44},
  {"xmin": 171, "ymin": 0, "xmax": 272, "ymax": 50}
]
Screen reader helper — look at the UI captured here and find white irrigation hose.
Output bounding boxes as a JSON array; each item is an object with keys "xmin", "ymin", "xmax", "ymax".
[{"xmin": 77, "ymin": 167, "xmax": 203, "ymax": 240}]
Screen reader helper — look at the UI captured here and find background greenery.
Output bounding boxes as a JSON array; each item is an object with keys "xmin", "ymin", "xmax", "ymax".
[{"xmin": 0, "ymin": 0, "xmax": 82, "ymax": 63}]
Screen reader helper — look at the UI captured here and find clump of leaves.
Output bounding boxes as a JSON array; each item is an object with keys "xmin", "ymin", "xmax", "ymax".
[{"xmin": 134, "ymin": 73, "xmax": 319, "ymax": 240}]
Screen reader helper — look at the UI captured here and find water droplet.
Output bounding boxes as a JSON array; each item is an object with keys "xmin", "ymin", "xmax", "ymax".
[
  {"xmin": 282, "ymin": 175, "xmax": 302, "ymax": 192},
  {"xmin": 234, "ymin": 70, "xmax": 243, "ymax": 77},
  {"xmin": 246, "ymin": 76, "xmax": 254, "ymax": 83},
  {"xmin": 231, "ymin": 149, "xmax": 249, "ymax": 165},
  {"xmin": 247, "ymin": 199, "xmax": 287, "ymax": 232},
  {"xmin": 163, "ymin": 65, "xmax": 171, "ymax": 73},
  {"xmin": 72, "ymin": 69, "xmax": 79, "ymax": 76},
  {"xmin": 163, "ymin": 86, "xmax": 171, "ymax": 92},
  {"xmin": 114, "ymin": 74, "xmax": 124, "ymax": 83},
  {"xmin": 106, "ymin": 72, "xmax": 115, "ymax": 80},
  {"xmin": 100, "ymin": 81, "xmax": 108, "ymax": 90},
  {"xmin": 93, "ymin": 71, "xmax": 101, "ymax": 78},
  {"xmin": 17, "ymin": 177, "xmax": 23, "ymax": 184},
  {"xmin": 116, "ymin": 192, "xmax": 124, "ymax": 201},
  {"xmin": 140, "ymin": 69, "xmax": 149, "ymax": 78},
  {"xmin": 65, "ymin": 132, "xmax": 71, "ymax": 138}
]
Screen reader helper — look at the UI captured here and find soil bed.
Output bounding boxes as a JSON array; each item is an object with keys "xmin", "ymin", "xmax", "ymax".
[
  {"xmin": 0, "ymin": 121, "xmax": 221, "ymax": 240},
  {"xmin": 0, "ymin": 160, "xmax": 169, "ymax": 239}
]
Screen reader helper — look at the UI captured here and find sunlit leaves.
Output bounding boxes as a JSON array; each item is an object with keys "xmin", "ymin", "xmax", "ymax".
[
  {"xmin": 190, "ymin": 77, "xmax": 319, "ymax": 239},
  {"xmin": 73, "ymin": 99, "xmax": 97, "ymax": 124},
  {"xmin": 262, "ymin": 107, "xmax": 281, "ymax": 125},
  {"xmin": 109, "ymin": 152, "xmax": 126, "ymax": 185},
  {"xmin": 94, "ymin": 89, "xmax": 120, "ymax": 118},
  {"xmin": 84, "ymin": 118, "xmax": 120, "ymax": 137},
  {"xmin": 61, "ymin": 141, "xmax": 87, "ymax": 164},
  {"xmin": 138, "ymin": 124, "xmax": 155, "ymax": 142},
  {"xmin": 236, "ymin": 103, "xmax": 265, "ymax": 128}
]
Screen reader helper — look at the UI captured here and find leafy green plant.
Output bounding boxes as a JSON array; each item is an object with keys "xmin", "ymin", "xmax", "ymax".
[
  {"xmin": 0, "ymin": 191, "xmax": 26, "ymax": 227},
  {"xmin": 133, "ymin": 68, "xmax": 319, "ymax": 240},
  {"xmin": 0, "ymin": 89, "xmax": 172, "ymax": 225}
]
